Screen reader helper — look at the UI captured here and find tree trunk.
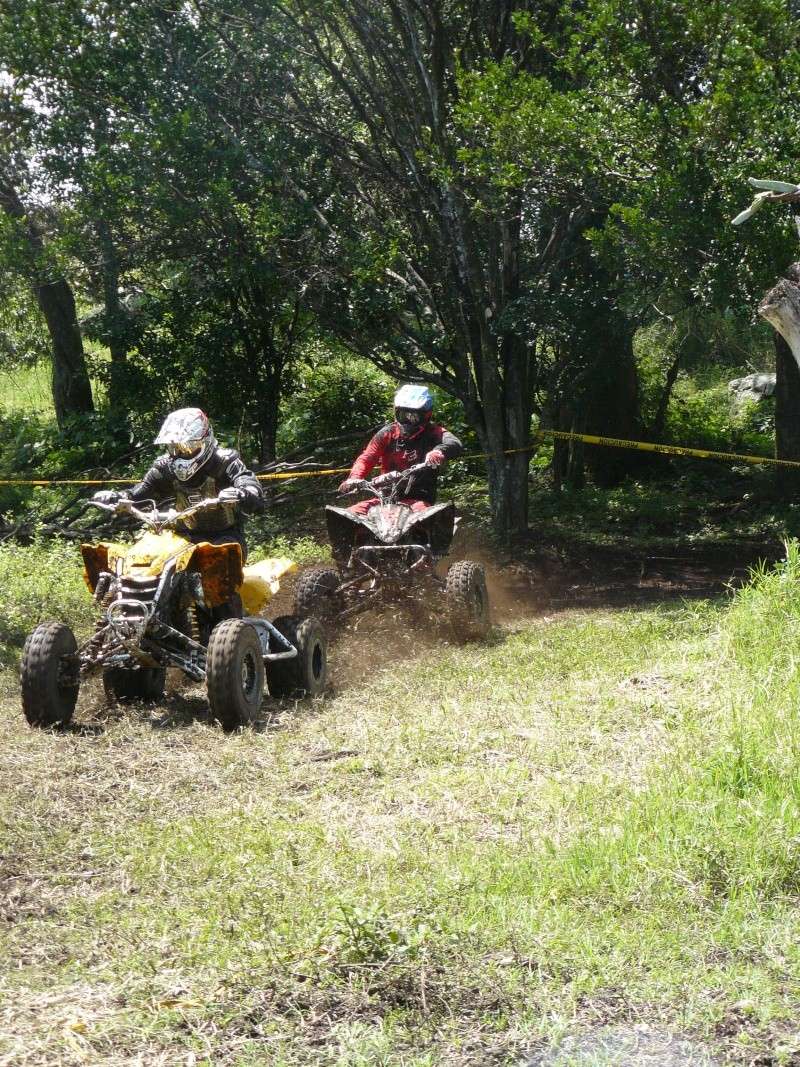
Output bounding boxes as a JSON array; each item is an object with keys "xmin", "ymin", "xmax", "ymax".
[
  {"xmin": 651, "ymin": 347, "xmax": 684, "ymax": 442},
  {"xmin": 474, "ymin": 344, "xmax": 531, "ymax": 539},
  {"xmin": 773, "ymin": 331, "xmax": 800, "ymax": 463},
  {"xmin": 584, "ymin": 323, "xmax": 639, "ymax": 485},
  {"xmin": 254, "ymin": 325, "xmax": 283, "ymax": 467},
  {"xmin": 759, "ymin": 266, "xmax": 800, "ymax": 369},
  {"xmin": 0, "ymin": 176, "xmax": 94, "ymax": 426},
  {"xmin": 36, "ymin": 278, "xmax": 95, "ymax": 427},
  {"xmin": 96, "ymin": 220, "xmax": 128, "ymax": 414},
  {"xmin": 551, "ymin": 400, "xmax": 585, "ymax": 491},
  {"xmin": 759, "ymin": 263, "xmax": 800, "ymax": 468},
  {"xmin": 484, "ymin": 448, "xmax": 530, "ymax": 537},
  {"xmin": 257, "ymin": 386, "xmax": 280, "ymax": 466}
]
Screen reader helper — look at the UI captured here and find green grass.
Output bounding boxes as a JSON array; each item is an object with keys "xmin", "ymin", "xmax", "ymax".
[
  {"xmin": 0, "ymin": 538, "xmax": 95, "ymax": 670},
  {"xmin": 0, "ymin": 361, "xmax": 53, "ymax": 415},
  {"xmin": 3, "ymin": 544, "xmax": 800, "ymax": 1063}
]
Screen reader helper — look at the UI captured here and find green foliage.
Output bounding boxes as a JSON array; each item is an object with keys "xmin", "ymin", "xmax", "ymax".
[
  {"xmin": 248, "ymin": 534, "xmax": 330, "ymax": 567},
  {"xmin": 4, "ymin": 0, "xmax": 800, "ymax": 527},
  {"xmin": 631, "ymin": 312, "xmax": 776, "ymax": 456},
  {"xmin": 0, "ymin": 278, "xmax": 49, "ymax": 368},
  {"xmin": 529, "ymin": 461, "xmax": 800, "ymax": 555},
  {"xmin": 0, "ymin": 359, "xmax": 52, "ymax": 414},
  {"xmin": 0, "ymin": 536, "xmax": 92, "ymax": 666},
  {"xmin": 276, "ymin": 355, "xmax": 393, "ymax": 454},
  {"xmin": 666, "ymin": 379, "xmax": 773, "ymax": 455},
  {"xmin": 0, "ymin": 404, "xmax": 145, "ymax": 517}
]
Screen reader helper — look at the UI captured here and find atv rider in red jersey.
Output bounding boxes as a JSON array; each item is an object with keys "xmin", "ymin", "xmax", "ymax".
[
  {"xmin": 339, "ymin": 384, "xmax": 463, "ymax": 512},
  {"xmin": 91, "ymin": 407, "xmax": 264, "ymax": 564}
]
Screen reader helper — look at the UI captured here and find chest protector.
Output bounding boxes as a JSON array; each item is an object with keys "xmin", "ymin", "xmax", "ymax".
[{"xmin": 175, "ymin": 475, "xmax": 238, "ymax": 533}]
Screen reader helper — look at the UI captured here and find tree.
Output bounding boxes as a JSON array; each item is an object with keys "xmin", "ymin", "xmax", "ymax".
[
  {"xmin": 0, "ymin": 166, "xmax": 94, "ymax": 426},
  {"xmin": 187, "ymin": 0, "xmax": 621, "ymax": 536},
  {"xmin": 0, "ymin": 0, "xmax": 323, "ymax": 449},
  {"xmin": 581, "ymin": 0, "xmax": 800, "ymax": 466},
  {"xmin": 196, "ymin": 0, "xmax": 800, "ymax": 525}
]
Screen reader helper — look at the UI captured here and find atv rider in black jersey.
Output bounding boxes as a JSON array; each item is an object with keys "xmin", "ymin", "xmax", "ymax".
[{"xmin": 92, "ymin": 407, "xmax": 263, "ymax": 571}]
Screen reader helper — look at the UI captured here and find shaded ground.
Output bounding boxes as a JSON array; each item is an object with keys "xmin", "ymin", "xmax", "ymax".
[
  {"xmin": 526, "ymin": 1024, "xmax": 722, "ymax": 1066},
  {"xmin": 448, "ymin": 526, "xmax": 772, "ymax": 625}
]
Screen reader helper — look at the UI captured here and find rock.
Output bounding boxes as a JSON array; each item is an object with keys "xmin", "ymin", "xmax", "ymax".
[
  {"xmin": 525, "ymin": 1024, "xmax": 721, "ymax": 1067},
  {"xmin": 727, "ymin": 372, "xmax": 776, "ymax": 404}
]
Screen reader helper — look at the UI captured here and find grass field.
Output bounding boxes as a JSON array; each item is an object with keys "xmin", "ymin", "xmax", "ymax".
[
  {"xmin": 3, "ymin": 537, "xmax": 800, "ymax": 1064},
  {"xmin": 0, "ymin": 361, "xmax": 53, "ymax": 416}
]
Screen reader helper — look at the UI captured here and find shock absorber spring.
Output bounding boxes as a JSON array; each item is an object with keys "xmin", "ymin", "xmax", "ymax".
[{"xmin": 187, "ymin": 602, "xmax": 200, "ymax": 644}]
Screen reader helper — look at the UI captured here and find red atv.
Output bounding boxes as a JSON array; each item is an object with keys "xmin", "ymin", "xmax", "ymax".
[{"xmin": 293, "ymin": 462, "xmax": 490, "ymax": 641}]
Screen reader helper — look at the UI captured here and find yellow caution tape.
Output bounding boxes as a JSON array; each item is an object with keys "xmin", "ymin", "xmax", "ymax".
[
  {"xmin": 258, "ymin": 466, "xmax": 351, "ymax": 480},
  {"xmin": 530, "ymin": 429, "xmax": 800, "ymax": 469},
  {"xmin": 0, "ymin": 477, "xmax": 139, "ymax": 486},
  {"xmin": 0, "ymin": 429, "xmax": 798, "ymax": 486}
]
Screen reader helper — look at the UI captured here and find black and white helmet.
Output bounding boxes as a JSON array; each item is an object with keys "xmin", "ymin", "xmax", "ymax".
[{"xmin": 154, "ymin": 407, "xmax": 217, "ymax": 481}]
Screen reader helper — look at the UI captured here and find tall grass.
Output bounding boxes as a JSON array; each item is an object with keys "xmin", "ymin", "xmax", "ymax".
[
  {"xmin": 0, "ymin": 538, "xmax": 94, "ymax": 669},
  {"xmin": 0, "ymin": 362, "xmax": 53, "ymax": 415}
]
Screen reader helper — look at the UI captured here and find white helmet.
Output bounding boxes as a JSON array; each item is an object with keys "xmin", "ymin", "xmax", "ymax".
[
  {"xmin": 154, "ymin": 407, "xmax": 217, "ymax": 481},
  {"xmin": 393, "ymin": 383, "xmax": 433, "ymax": 437}
]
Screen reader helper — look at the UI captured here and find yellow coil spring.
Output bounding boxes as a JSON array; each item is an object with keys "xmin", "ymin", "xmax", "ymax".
[{"xmin": 186, "ymin": 602, "xmax": 200, "ymax": 643}]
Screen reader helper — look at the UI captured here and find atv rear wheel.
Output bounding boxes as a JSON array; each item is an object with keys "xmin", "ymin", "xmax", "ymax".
[
  {"xmin": 446, "ymin": 560, "xmax": 491, "ymax": 642},
  {"xmin": 20, "ymin": 622, "xmax": 80, "ymax": 728},
  {"xmin": 103, "ymin": 666, "xmax": 166, "ymax": 704},
  {"xmin": 206, "ymin": 619, "xmax": 265, "ymax": 730},
  {"xmin": 293, "ymin": 566, "xmax": 342, "ymax": 622},
  {"xmin": 266, "ymin": 615, "xmax": 327, "ymax": 699}
]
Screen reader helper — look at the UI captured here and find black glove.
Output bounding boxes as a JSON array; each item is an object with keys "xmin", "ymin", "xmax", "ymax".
[
  {"xmin": 93, "ymin": 490, "xmax": 124, "ymax": 505},
  {"xmin": 217, "ymin": 487, "xmax": 245, "ymax": 504}
]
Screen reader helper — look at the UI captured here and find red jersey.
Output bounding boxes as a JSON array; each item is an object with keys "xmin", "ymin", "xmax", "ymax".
[{"xmin": 349, "ymin": 421, "xmax": 463, "ymax": 504}]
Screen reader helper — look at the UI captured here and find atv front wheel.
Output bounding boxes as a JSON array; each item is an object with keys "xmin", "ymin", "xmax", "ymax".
[
  {"xmin": 20, "ymin": 622, "xmax": 80, "ymax": 728},
  {"xmin": 206, "ymin": 619, "xmax": 265, "ymax": 730},
  {"xmin": 103, "ymin": 666, "xmax": 166, "ymax": 704},
  {"xmin": 293, "ymin": 566, "xmax": 342, "ymax": 622},
  {"xmin": 446, "ymin": 560, "xmax": 491, "ymax": 642},
  {"xmin": 266, "ymin": 615, "xmax": 327, "ymax": 699}
]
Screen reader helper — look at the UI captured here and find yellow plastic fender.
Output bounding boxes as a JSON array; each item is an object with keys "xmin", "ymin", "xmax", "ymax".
[
  {"xmin": 240, "ymin": 557, "xmax": 297, "ymax": 615},
  {"xmin": 81, "ymin": 532, "xmax": 244, "ymax": 608},
  {"xmin": 82, "ymin": 537, "xmax": 295, "ymax": 613}
]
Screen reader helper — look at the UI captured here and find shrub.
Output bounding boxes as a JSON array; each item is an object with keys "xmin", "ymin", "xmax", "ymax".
[
  {"xmin": 277, "ymin": 356, "xmax": 393, "ymax": 454},
  {"xmin": 666, "ymin": 378, "xmax": 773, "ymax": 455}
]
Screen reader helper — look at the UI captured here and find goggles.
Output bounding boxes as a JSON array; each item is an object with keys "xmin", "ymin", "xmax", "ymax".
[
  {"xmin": 167, "ymin": 440, "xmax": 203, "ymax": 459},
  {"xmin": 395, "ymin": 408, "xmax": 423, "ymax": 426}
]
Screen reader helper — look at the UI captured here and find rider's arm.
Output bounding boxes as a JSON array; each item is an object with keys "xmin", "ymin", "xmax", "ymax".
[
  {"xmin": 221, "ymin": 450, "xmax": 264, "ymax": 513},
  {"xmin": 128, "ymin": 457, "xmax": 174, "ymax": 503},
  {"xmin": 432, "ymin": 426, "xmax": 464, "ymax": 460},
  {"xmin": 350, "ymin": 426, "xmax": 391, "ymax": 479}
]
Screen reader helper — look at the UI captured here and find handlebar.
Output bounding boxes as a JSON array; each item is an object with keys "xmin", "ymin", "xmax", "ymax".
[
  {"xmin": 337, "ymin": 461, "xmax": 433, "ymax": 502},
  {"xmin": 88, "ymin": 495, "xmax": 233, "ymax": 531}
]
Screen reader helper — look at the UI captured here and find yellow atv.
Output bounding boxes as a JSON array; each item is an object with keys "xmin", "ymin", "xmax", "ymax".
[{"xmin": 20, "ymin": 497, "xmax": 327, "ymax": 730}]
